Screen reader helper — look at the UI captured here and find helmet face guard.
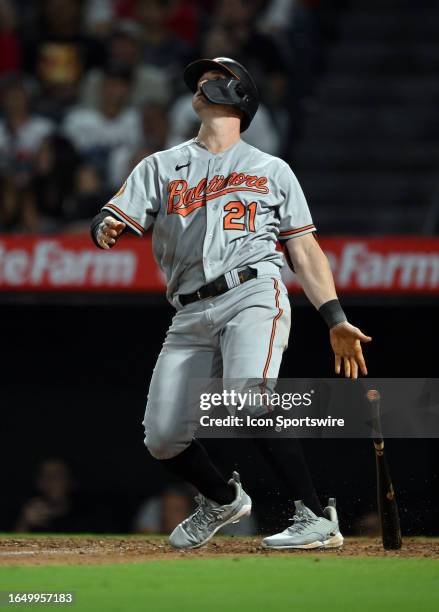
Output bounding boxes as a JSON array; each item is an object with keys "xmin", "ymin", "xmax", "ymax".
[
  {"xmin": 184, "ymin": 57, "xmax": 259, "ymax": 132},
  {"xmin": 200, "ymin": 78, "xmax": 243, "ymax": 107}
]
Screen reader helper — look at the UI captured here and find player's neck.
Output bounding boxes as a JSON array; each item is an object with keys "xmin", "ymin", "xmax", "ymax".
[{"xmin": 197, "ymin": 119, "xmax": 241, "ymax": 154}]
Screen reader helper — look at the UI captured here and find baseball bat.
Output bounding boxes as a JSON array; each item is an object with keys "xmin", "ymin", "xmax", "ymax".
[{"xmin": 366, "ymin": 389, "xmax": 402, "ymax": 550}]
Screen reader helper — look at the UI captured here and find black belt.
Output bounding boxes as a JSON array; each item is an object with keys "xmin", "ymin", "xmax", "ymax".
[{"xmin": 179, "ymin": 267, "xmax": 257, "ymax": 306}]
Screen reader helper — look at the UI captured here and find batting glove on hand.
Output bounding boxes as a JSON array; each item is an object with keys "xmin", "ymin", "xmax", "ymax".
[{"xmin": 97, "ymin": 216, "xmax": 126, "ymax": 249}]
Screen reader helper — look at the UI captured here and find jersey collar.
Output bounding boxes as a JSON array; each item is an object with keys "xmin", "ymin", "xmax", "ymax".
[{"xmin": 192, "ymin": 136, "xmax": 242, "ymax": 158}]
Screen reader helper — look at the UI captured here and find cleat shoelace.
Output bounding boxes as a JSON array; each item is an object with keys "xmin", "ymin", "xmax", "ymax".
[
  {"xmin": 184, "ymin": 495, "xmax": 225, "ymax": 538},
  {"xmin": 286, "ymin": 511, "xmax": 317, "ymax": 534}
]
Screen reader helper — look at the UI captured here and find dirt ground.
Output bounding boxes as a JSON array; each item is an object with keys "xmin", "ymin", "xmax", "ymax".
[{"xmin": 0, "ymin": 536, "xmax": 438, "ymax": 566}]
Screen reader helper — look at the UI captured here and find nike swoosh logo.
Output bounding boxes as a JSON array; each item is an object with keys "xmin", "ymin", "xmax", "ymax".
[{"xmin": 175, "ymin": 162, "xmax": 191, "ymax": 171}]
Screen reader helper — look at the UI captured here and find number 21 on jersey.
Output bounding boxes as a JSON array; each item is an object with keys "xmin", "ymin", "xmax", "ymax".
[{"xmin": 223, "ymin": 201, "xmax": 257, "ymax": 232}]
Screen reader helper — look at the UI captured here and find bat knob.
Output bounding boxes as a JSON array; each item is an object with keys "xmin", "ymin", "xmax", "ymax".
[{"xmin": 366, "ymin": 389, "xmax": 381, "ymax": 402}]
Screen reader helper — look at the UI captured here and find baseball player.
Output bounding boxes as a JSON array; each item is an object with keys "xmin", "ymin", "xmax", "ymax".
[{"xmin": 91, "ymin": 57, "xmax": 371, "ymax": 550}]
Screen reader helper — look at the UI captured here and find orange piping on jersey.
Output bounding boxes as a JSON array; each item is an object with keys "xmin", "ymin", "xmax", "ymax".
[
  {"xmin": 262, "ymin": 278, "xmax": 283, "ymax": 392},
  {"xmin": 112, "ymin": 181, "xmax": 127, "ymax": 199},
  {"xmin": 104, "ymin": 203, "xmax": 145, "ymax": 234},
  {"xmin": 279, "ymin": 224, "xmax": 316, "ymax": 238}
]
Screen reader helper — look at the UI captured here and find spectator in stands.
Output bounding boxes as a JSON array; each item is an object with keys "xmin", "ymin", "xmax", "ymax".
[
  {"xmin": 115, "ymin": 0, "xmax": 200, "ymax": 46},
  {"xmin": 0, "ymin": 78, "xmax": 55, "ymax": 232},
  {"xmin": 257, "ymin": 0, "xmax": 296, "ymax": 34},
  {"xmin": 258, "ymin": 0, "xmax": 322, "ymax": 109},
  {"xmin": 133, "ymin": 486, "xmax": 194, "ymax": 534},
  {"xmin": 135, "ymin": 0, "xmax": 191, "ymax": 71},
  {"xmin": 140, "ymin": 101, "xmax": 169, "ymax": 152},
  {"xmin": 165, "ymin": 0, "xmax": 199, "ymax": 47},
  {"xmin": 67, "ymin": 163, "xmax": 109, "ymax": 229},
  {"xmin": 27, "ymin": 134, "xmax": 82, "ymax": 232},
  {"xmin": 83, "ymin": 0, "xmax": 117, "ymax": 39},
  {"xmin": 80, "ymin": 20, "xmax": 170, "ymax": 109},
  {"xmin": 0, "ymin": 78, "xmax": 54, "ymax": 173},
  {"xmin": 63, "ymin": 65, "xmax": 142, "ymax": 184},
  {"xmin": 23, "ymin": 0, "xmax": 106, "ymax": 120},
  {"xmin": 0, "ymin": 0, "xmax": 21, "ymax": 77},
  {"xmin": 213, "ymin": 0, "xmax": 290, "ymax": 88},
  {"xmin": 109, "ymin": 101, "xmax": 170, "ymax": 187},
  {"xmin": 14, "ymin": 458, "xmax": 92, "ymax": 533}
]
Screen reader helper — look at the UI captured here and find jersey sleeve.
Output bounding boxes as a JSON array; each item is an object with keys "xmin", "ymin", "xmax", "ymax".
[
  {"xmin": 277, "ymin": 163, "xmax": 316, "ymax": 242},
  {"xmin": 102, "ymin": 159, "xmax": 159, "ymax": 236}
]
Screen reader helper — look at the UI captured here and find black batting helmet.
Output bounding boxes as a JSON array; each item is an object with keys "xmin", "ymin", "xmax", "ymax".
[{"xmin": 183, "ymin": 57, "xmax": 259, "ymax": 132}]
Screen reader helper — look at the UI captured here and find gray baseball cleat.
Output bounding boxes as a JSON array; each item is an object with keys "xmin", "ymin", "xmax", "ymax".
[
  {"xmin": 169, "ymin": 471, "xmax": 252, "ymax": 549},
  {"xmin": 262, "ymin": 498, "xmax": 344, "ymax": 550}
]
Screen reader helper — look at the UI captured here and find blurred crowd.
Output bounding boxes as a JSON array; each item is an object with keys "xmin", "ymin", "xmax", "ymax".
[
  {"xmin": 13, "ymin": 457, "xmax": 258, "ymax": 534},
  {"xmin": 12, "ymin": 456, "xmax": 378, "ymax": 536},
  {"xmin": 0, "ymin": 0, "xmax": 323, "ymax": 234}
]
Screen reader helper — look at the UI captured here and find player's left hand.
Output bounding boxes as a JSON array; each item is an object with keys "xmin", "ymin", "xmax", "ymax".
[{"xmin": 330, "ymin": 321, "xmax": 372, "ymax": 379}]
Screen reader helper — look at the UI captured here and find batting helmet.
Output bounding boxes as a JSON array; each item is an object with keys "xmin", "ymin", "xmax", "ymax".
[{"xmin": 183, "ymin": 57, "xmax": 259, "ymax": 133}]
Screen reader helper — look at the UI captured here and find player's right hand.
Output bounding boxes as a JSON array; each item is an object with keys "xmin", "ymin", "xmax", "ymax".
[
  {"xmin": 330, "ymin": 321, "xmax": 372, "ymax": 379},
  {"xmin": 97, "ymin": 216, "xmax": 126, "ymax": 249}
]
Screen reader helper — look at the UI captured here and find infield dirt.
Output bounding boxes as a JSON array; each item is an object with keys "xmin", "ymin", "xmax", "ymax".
[{"xmin": 0, "ymin": 536, "xmax": 438, "ymax": 566}]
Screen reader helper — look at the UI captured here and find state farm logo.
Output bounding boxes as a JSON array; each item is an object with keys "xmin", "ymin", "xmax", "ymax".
[
  {"xmin": 0, "ymin": 240, "xmax": 137, "ymax": 287},
  {"xmin": 283, "ymin": 242, "xmax": 439, "ymax": 291},
  {"xmin": 167, "ymin": 172, "xmax": 269, "ymax": 217},
  {"xmin": 333, "ymin": 243, "xmax": 439, "ymax": 289}
]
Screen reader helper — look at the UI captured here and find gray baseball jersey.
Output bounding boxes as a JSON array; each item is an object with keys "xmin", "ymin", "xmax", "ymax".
[
  {"xmin": 102, "ymin": 137, "xmax": 315, "ymax": 308},
  {"xmin": 101, "ymin": 137, "xmax": 316, "ymax": 460}
]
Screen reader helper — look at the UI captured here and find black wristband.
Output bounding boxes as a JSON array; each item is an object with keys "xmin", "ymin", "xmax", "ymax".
[
  {"xmin": 90, "ymin": 211, "xmax": 110, "ymax": 248},
  {"xmin": 90, "ymin": 210, "xmax": 132, "ymax": 248},
  {"xmin": 319, "ymin": 299, "xmax": 347, "ymax": 329}
]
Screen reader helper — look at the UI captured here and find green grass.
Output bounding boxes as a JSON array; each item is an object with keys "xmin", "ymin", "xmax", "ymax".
[{"xmin": 1, "ymin": 557, "xmax": 439, "ymax": 612}]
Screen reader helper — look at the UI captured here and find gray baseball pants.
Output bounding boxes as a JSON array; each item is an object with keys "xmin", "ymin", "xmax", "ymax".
[{"xmin": 143, "ymin": 273, "xmax": 291, "ymax": 459}]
